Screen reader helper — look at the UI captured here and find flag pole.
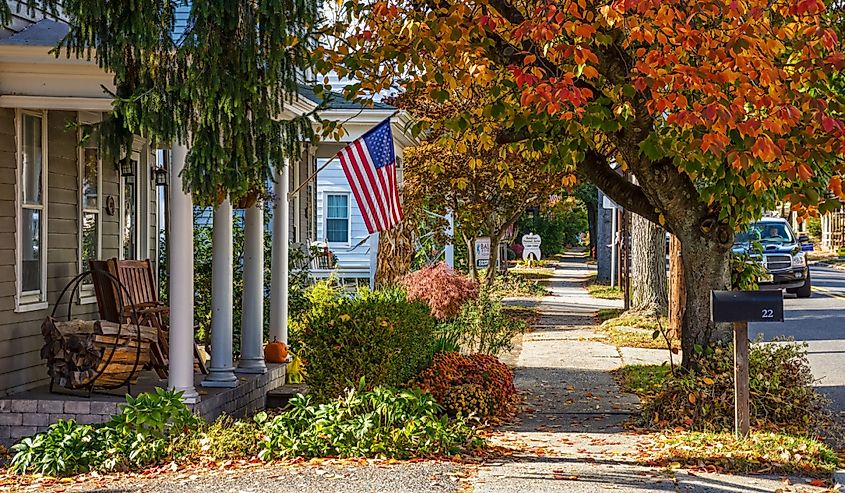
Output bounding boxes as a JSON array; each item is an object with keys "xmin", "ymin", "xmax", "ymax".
[{"xmin": 287, "ymin": 155, "xmax": 337, "ymax": 201}]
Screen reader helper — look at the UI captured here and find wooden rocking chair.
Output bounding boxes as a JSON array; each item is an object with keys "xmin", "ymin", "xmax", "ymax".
[{"xmin": 90, "ymin": 258, "xmax": 208, "ymax": 378}]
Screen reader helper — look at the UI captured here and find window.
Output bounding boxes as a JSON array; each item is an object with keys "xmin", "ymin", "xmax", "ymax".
[
  {"xmin": 79, "ymin": 123, "xmax": 101, "ymax": 301},
  {"xmin": 16, "ymin": 110, "xmax": 48, "ymax": 312},
  {"xmin": 325, "ymin": 194, "xmax": 349, "ymax": 243}
]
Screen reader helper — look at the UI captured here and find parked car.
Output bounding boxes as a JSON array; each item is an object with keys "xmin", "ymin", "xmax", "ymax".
[{"xmin": 732, "ymin": 218, "xmax": 811, "ymax": 298}]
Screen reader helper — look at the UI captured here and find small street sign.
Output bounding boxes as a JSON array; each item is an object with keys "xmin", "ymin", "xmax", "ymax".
[
  {"xmin": 475, "ymin": 237, "xmax": 491, "ymax": 269},
  {"xmin": 521, "ymin": 233, "xmax": 542, "ymax": 261}
]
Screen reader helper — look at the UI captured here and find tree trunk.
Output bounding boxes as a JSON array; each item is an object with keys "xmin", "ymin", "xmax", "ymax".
[
  {"xmin": 463, "ymin": 233, "xmax": 477, "ymax": 280},
  {"xmin": 678, "ymin": 233, "xmax": 733, "ymax": 369},
  {"xmin": 630, "ymin": 213, "xmax": 667, "ymax": 316},
  {"xmin": 668, "ymin": 235, "xmax": 685, "ymax": 340},
  {"xmin": 375, "ymin": 219, "xmax": 415, "ymax": 287}
]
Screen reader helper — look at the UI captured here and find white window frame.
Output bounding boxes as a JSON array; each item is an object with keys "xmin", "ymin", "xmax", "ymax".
[
  {"xmin": 119, "ymin": 149, "xmax": 143, "ymax": 260},
  {"xmin": 14, "ymin": 109, "xmax": 49, "ymax": 313},
  {"xmin": 324, "ymin": 192, "xmax": 351, "ymax": 246},
  {"xmin": 77, "ymin": 113, "xmax": 102, "ymax": 304}
]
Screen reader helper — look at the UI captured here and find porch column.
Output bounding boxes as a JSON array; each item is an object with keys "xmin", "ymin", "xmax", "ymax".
[
  {"xmin": 269, "ymin": 163, "xmax": 289, "ymax": 344},
  {"xmin": 168, "ymin": 144, "xmax": 200, "ymax": 403},
  {"xmin": 202, "ymin": 199, "xmax": 239, "ymax": 387},
  {"xmin": 237, "ymin": 204, "xmax": 267, "ymax": 373}
]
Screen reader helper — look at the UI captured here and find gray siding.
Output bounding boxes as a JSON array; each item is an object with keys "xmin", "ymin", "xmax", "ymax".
[{"xmin": 0, "ymin": 109, "xmax": 157, "ymax": 396}]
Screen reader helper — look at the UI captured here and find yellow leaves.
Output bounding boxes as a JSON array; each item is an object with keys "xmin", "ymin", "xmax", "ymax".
[
  {"xmin": 339, "ymin": 314, "xmax": 351, "ymax": 322},
  {"xmin": 688, "ymin": 393, "xmax": 697, "ymax": 404},
  {"xmin": 703, "ymin": 377, "xmax": 715, "ymax": 385}
]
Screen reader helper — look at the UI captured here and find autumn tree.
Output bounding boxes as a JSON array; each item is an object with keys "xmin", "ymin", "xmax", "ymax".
[
  {"xmin": 316, "ymin": 0, "xmax": 845, "ymax": 368},
  {"xmin": 394, "ymin": 91, "xmax": 572, "ymax": 284}
]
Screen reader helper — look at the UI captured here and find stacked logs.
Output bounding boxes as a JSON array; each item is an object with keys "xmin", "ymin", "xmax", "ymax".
[{"xmin": 41, "ymin": 318, "xmax": 158, "ymax": 390}]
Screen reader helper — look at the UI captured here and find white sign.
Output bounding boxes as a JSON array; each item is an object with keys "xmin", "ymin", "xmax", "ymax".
[
  {"xmin": 602, "ymin": 196, "xmax": 619, "ymax": 210},
  {"xmin": 475, "ymin": 237, "xmax": 491, "ymax": 268},
  {"xmin": 522, "ymin": 233, "xmax": 542, "ymax": 261}
]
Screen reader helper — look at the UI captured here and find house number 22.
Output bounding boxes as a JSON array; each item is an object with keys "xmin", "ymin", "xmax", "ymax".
[{"xmin": 761, "ymin": 309, "xmax": 774, "ymax": 318}]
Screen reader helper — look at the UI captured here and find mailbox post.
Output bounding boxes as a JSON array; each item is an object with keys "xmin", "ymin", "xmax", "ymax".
[{"xmin": 711, "ymin": 290, "xmax": 784, "ymax": 437}]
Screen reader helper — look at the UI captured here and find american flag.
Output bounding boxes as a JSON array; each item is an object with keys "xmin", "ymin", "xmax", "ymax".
[{"xmin": 337, "ymin": 119, "xmax": 403, "ymax": 233}]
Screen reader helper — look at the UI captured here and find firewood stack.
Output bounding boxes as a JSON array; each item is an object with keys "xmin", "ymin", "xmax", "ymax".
[{"xmin": 41, "ymin": 318, "xmax": 158, "ymax": 390}]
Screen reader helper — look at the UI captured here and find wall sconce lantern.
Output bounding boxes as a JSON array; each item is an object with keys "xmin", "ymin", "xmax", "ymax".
[
  {"xmin": 120, "ymin": 158, "xmax": 135, "ymax": 177},
  {"xmin": 152, "ymin": 166, "xmax": 168, "ymax": 187}
]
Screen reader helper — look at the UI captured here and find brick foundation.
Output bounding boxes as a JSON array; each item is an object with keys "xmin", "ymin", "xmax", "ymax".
[{"xmin": 0, "ymin": 364, "xmax": 286, "ymax": 448}]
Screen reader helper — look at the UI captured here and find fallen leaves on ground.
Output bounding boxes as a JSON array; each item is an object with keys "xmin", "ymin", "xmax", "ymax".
[{"xmin": 636, "ymin": 431, "xmax": 840, "ymax": 477}]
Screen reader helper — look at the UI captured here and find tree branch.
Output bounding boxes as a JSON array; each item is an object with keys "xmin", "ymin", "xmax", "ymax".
[{"xmin": 577, "ymin": 150, "xmax": 666, "ymax": 229}]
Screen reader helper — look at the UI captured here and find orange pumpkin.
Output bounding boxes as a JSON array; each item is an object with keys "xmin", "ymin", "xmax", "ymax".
[{"xmin": 264, "ymin": 338, "xmax": 289, "ymax": 363}]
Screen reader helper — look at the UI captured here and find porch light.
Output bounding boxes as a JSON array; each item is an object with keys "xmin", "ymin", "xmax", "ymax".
[
  {"xmin": 120, "ymin": 158, "xmax": 135, "ymax": 177},
  {"xmin": 152, "ymin": 166, "xmax": 168, "ymax": 187}
]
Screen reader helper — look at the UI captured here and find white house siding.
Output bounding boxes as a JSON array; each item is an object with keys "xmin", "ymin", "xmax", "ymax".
[{"xmin": 315, "ymin": 158, "xmax": 373, "ymax": 276}]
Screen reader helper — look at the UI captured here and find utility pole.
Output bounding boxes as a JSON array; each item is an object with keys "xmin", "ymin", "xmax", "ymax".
[{"xmin": 622, "ymin": 207, "xmax": 631, "ymax": 311}]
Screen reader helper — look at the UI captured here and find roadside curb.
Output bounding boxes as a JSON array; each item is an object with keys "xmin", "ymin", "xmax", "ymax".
[{"xmin": 833, "ymin": 469, "xmax": 845, "ymax": 486}]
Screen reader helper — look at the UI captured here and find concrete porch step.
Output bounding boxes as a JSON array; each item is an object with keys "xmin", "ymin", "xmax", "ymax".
[{"xmin": 266, "ymin": 383, "xmax": 309, "ymax": 409}]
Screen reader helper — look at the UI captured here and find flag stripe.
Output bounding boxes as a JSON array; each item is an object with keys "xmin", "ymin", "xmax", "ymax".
[
  {"xmin": 353, "ymin": 141, "xmax": 389, "ymax": 230},
  {"xmin": 339, "ymin": 147, "xmax": 376, "ymax": 233},
  {"xmin": 382, "ymin": 166, "xmax": 401, "ymax": 224}
]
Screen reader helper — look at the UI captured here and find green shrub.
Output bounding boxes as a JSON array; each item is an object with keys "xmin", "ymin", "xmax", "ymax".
[
  {"xmin": 256, "ymin": 385, "xmax": 481, "ymax": 460},
  {"xmin": 638, "ymin": 341, "xmax": 832, "ymax": 436},
  {"xmin": 439, "ymin": 288, "xmax": 525, "ymax": 356},
  {"xmin": 10, "ymin": 389, "xmax": 199, "ymax": 476},
  {"xmin": 296, "ymin": 287, "xmax": 437, "ymax": 400}
]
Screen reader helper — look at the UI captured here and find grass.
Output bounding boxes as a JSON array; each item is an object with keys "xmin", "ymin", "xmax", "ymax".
[
  {"xmin": 615, "ymin": 364, "xmax": 670, "ymax": 399},
  {"xmin": 643, "ymin": 431, "xmax": 840, "ymax": 476},
  {"xmin": 599, "ymin": 313, "xmax": 678, "ymax": 350},
  {"xmin": 586, "ymin": 283, "xmax": 623, "ymax": 299}
]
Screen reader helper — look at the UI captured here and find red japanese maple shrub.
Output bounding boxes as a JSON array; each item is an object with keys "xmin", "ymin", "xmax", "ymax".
[{"xmin": 400, "ymin": 263, "xmax": 478, "ymax": 320}]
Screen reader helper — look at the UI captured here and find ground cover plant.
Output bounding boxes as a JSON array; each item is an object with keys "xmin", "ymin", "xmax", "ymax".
[
  {"xmin": 413, "ymin": 353, "xmax": 516, "ymax": 419},
  {"xmin": 10, "ymin": 389, "xmax": 199, "ymax": 476},
  {"xmin": 257, "ymin": 385, "xmax": 482, "ymax": 460}
]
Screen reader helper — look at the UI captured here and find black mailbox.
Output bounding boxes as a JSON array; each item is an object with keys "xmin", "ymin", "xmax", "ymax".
[{"xmin": 711, "ymin": 290, "xmax": 784, "ymax": 323}]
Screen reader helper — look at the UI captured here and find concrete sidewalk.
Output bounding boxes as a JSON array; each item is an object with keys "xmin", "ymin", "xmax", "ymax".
[{"xmin": 471, "ymin": 252, "xmax": 832, "ymax": 493}]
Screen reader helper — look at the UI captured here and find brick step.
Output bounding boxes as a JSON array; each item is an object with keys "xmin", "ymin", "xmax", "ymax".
[{"xmin": 266, "ymin": 384, "xmax": 309, "ymax": 409}]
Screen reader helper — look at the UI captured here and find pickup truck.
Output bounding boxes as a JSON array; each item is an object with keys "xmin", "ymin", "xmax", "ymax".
[{"xmin": 732, "ymin": 218, "xmax": 811, "ymax": 298}]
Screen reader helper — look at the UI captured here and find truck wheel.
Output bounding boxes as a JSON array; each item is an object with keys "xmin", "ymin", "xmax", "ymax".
[{"xmin": 789, "ymin": 272, "xmax": 812, "ymax": 298}]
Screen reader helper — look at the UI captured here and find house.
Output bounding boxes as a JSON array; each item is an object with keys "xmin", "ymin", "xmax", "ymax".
[
  {"xmin": 0, "ymin": 5, "xmax": 415, "ymax": 444},
  {"xmin": 310, "ymin": 101, "xmax": 416, "ymax": 284}
]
